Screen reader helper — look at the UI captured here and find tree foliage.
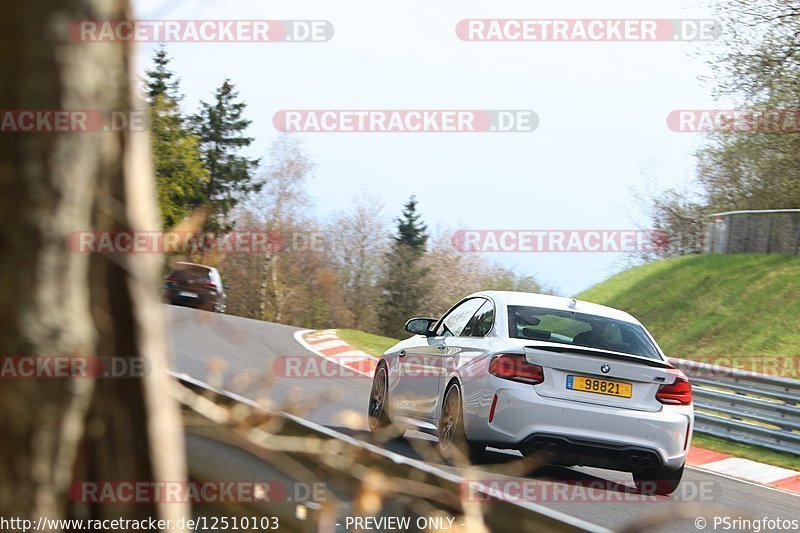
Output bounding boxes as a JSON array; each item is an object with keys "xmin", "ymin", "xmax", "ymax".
[
  {"xmin": 640, "ymin": 1, "xmax": 800, "ymax": 258},
  {"xmin": 698, "ymin": 0, "xmax": 800, "ymax": 211},
  {"xmin": 143, "ymin": 64, "xmax": 545, "ymax": 331},
  {"xmin": 328, "ymin": 192, "xmax": 388, "ymax": 331},
  {"xmin": 377, "ymin": 196, "xmax": 431, "ymax": 338},
  {"xmin": 192, "ymin": 80, "xmax": 262, "ymax": 231},
  {"xmin": 144, "ymin": 48, "xmax": 208, "ymax": 228}
]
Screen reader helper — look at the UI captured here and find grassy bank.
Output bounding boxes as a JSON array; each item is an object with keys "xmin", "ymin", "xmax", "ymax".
[
  {"xmin": 336, "ymin": 329, "xmax": 399, "ymax": 357},
  {"xmin": 577, "ymin": 253, "xmax": 800, "ymax": 470},
  {"xmin": 576, "ymin": 254, "xmax": 800, "ymax": 359}
]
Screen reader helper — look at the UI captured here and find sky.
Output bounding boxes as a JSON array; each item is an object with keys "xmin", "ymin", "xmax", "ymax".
[{"xmin": 130, "ymin": 0, "xmax": 727, "ymax": 296}]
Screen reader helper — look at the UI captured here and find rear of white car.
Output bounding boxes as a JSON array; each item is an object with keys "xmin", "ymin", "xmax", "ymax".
[
  {"xmin": 468, "ymin": 345, "xmax": 693, "ymax": 470},
  {"xmin": 369, "ymin": 291, "xmax": 693, "ymax": 495},
  {"xmin": 466, "ymin": 293, "xmax": 692, "ymax": 492}
]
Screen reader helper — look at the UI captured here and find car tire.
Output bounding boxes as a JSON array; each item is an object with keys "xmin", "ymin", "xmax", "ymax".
[
  {"xmin": 438, "ymin": 382, "xmax": 484, "ymax": 463},
  {"xmin": 368, "ymin": 365, "xmax": 401, "ymax": 438},
  {"xmin": 466, "ymin": 442, "xmax": 486, "ymax": 463},
  {"xmin": 633, "ymin": 463, "xmax": 684, "ymax": 496}
]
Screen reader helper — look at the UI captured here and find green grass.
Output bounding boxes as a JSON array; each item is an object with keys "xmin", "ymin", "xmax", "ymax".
[
  {"xmin": 576, "ymin": 254, "xmax": 800, "ymax": 359},
  {"xmin": 577, "ymin": 254, "xmax": 800, "ymax": 470},
  {"xmin": 691, "ymin": 433, "xmax": 800, "ymax": 471},
  {"xmin": 336, "ymin": 329, "xmax": 399, "ymax": 357}
]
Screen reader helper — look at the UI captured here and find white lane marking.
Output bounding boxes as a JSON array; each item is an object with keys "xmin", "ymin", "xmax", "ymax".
[
  {"xmin": 305, "ymin": 333, "xmax": 340, "ymax": 340},
  {"xmin": 306, "ymin": 335, "xmax": 341, "ymax": 344},
  {"xmin": 687, "ymin": 464, "xmax": 800, "ymax": 498},
  {"xmin": 280, "ymin": 411, "xmax": 611, "ymax": 532},
  {"xmin": 699, "ymin": 457, "xmax": 798, "ymax": 484}
]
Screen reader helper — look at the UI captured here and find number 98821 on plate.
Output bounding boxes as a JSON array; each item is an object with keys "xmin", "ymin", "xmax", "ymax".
[{"xmin": 566, "ymin": 375, "xmax": 632, "ymax": 398}]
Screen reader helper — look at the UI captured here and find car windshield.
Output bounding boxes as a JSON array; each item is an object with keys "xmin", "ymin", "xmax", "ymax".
[{"xmin": 507, "ymin": 305, "xmax": 662, "ymax": 360}]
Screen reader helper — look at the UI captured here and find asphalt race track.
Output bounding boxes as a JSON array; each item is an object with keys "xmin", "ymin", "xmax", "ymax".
[{"xmin": 166, "ymin": 304, "xmax": 800, "ymax": 532}]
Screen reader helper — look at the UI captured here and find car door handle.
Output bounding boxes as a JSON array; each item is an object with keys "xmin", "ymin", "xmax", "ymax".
[
  {"xmin": 399, "ymin": 349, "xmax": 406, "ymax": 358},
  {"xmin": 436, "ymin": 342, "xmax": 446, "ymax": 351}
]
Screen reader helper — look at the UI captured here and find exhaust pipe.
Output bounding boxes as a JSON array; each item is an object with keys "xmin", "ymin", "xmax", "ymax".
[
  {"xmin": 642, "ymin": 456, "xmax": 653, "ymax": 469},
  {"xmin": 628, "ymin": 455, "xmax": 641, "ymax": 467},
  {"xmin": 533, "ymin": 441, "xmax": 545, "ymax": 452},
  {"xmin": 546, "ymin": 443, "xmax": 559, "ymax": 455}
]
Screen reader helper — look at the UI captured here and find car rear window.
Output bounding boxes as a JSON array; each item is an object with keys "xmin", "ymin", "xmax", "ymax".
[
  {"xmin": 170, "ymin": 264, "xmax": 212, "ymax": 281},
  {"xmin": 507, "ymin": 305, "xmax": 661, "ymax": 359}
]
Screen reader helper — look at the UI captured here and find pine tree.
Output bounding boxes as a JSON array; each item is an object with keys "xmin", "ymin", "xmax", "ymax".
[
  {"xmin": 192, "ymin": 80, "xmax": 262, "ymax": 231},
  {"xmin": 144, "ymin": 47, "xmax": 208, "ymax": 228},
  {"xmin": 145, "ymin": 46, "xmax": 179, "ymax": 101},
  {"xmin": 378, "ymin": 196, "xmax": 430, "ymax": 338},
  {"xmin": 394, "ymin": 195, "xmax": 428, "ymax": 250}
]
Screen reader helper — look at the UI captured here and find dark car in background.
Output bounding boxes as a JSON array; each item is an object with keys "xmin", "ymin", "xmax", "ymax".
[{"xmin": 164, "ymin": 262, "xmax": 227, "ymax": 313}]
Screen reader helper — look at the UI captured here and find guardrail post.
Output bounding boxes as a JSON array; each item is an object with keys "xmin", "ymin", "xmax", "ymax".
[{"xmin": 794, "ymin": 216, "xmax": 800, "ymax": 255}]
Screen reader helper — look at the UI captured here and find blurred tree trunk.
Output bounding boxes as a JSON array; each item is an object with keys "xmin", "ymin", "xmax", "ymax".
[{"xmin": 0, "ymin": 0, "xmax": 188, "ymax": 527}]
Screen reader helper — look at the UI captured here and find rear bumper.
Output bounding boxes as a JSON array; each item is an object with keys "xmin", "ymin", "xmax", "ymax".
[
  {"xmin": 168, "ymin": 298, "xmax": 203, "ymax": 309},
  {"xmin": 464, "ymin": 379, "xmax": 693, "ymax": 470},
  {"xmin": 164, "ymin": 288, "xmax": 218, "ymax": 310},
  {"xmin": 512, "ymin": 433, "xmax": 666, "ymax": 471}
]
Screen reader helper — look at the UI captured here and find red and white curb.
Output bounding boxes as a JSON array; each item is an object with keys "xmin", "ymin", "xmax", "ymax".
[
  {"xmin": 686, "ymin": 447, "xmax": 800, "ymax": 494},
  {"xmin": 294, "ymin": 329, "xmax": 377, "ymax": 378},
  {"xmin": 294, "ymin": 329, "xmax": 800, "ymax": 495}
]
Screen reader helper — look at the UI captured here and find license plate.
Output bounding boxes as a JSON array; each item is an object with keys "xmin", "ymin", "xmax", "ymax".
[
  {"xmin": 178, "ymin": 291, "xmax": 198, "ymax": 298},
  {"xmin": 566, "ymin": 375, "xmax": 632, "ymax": 398}
]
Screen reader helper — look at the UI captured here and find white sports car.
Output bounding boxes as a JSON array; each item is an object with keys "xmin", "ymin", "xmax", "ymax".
[{"xmin": 368, "ymin": 291, "xmax": 693, "ymax": 495}]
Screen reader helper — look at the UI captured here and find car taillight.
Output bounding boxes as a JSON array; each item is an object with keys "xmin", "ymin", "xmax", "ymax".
[
  {"xmin": 488, "ymin": 354, "xmax": 544, "ymax": 385},
  {"xmin": 202, "ymin": 281, "xmax": 217, "ymax": 289},
  {"xmin": 165, "ymin": 276, "xmax": 178, "ymax": 283},
  {"xmin": 656, "ymin": 371, "xmax": 692, "ymax": 405}
]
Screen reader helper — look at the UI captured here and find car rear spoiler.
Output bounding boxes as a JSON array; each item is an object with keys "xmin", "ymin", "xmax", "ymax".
[{"xmin": 525, "ymin": 343, "xmax": 673, "ymax": 369}]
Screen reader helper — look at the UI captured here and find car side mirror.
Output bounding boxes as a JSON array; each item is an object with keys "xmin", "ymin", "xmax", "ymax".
[{"xmin": 404, "ymin": 317, "xmax": 436, "ymax": 336}]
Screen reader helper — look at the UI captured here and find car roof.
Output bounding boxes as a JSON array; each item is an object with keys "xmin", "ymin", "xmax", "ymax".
[
  {"xmin": 469, "ymin": 290, "xmax": 640, "ymax": 325},
  {"xmin": 172, "ymin": 261, "xmax": 215, "ymax": 271}
]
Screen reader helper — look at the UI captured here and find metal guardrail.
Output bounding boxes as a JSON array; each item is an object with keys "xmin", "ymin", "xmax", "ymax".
[
  {"xmin": 171, "ymin": 371, "xmax": 610, "ymax": 533},
  {"xmin": 670, "ymin": 358, "xmax": 800, "ymax": 456}
]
